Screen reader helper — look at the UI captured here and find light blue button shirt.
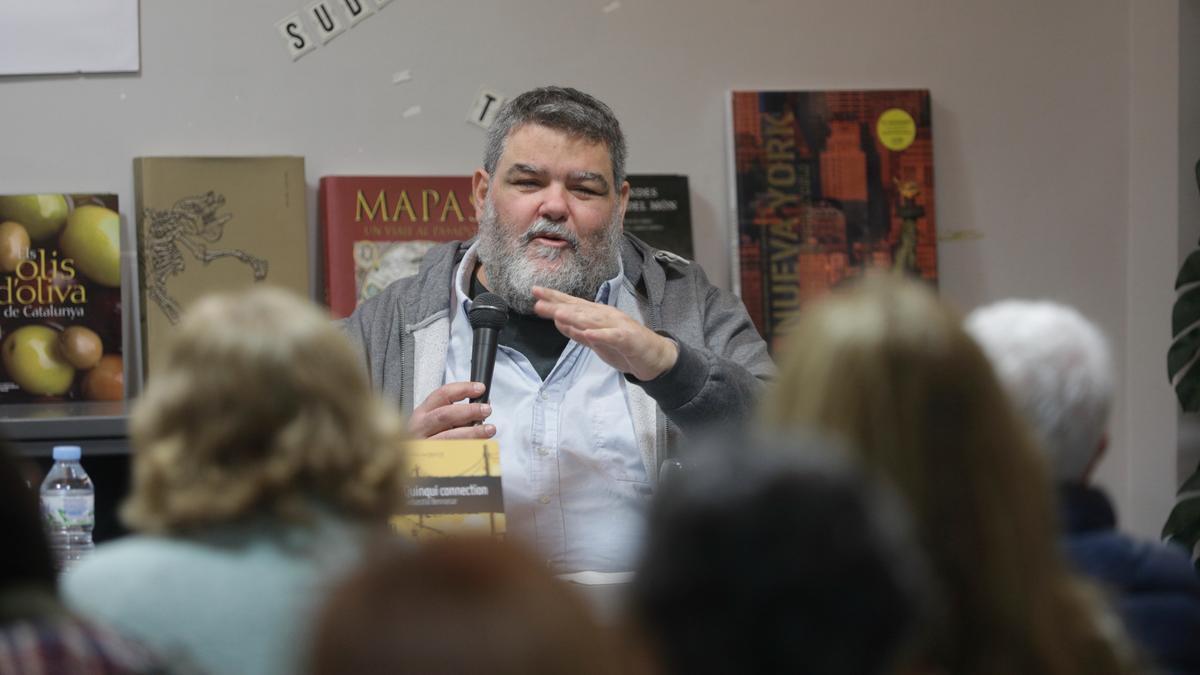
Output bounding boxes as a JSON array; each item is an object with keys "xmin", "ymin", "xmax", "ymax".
[{"xmin": 445, "ymin": 244, "xmax": 651, "ymax": 573}]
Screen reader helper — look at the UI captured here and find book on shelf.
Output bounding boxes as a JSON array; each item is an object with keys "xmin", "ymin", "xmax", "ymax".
[
  {"xmin": 0, "ymin": 193, "xmax": 124, "ymax": 404},
  {"xmin": 728, "ymin": 89, "xmax": 937, "ymax": 349},
  {"xmin": 133, "ymin": 156, "xmax": 310, "ymax": 375},
  {"xmin": 319, "ymin": 175, "xmax": 477, "ymax": 319},
  {"xmin": 392, "ymin": 439, "xmax": 504, "ymax": 540},
  {"xmin": 624, "ymin": 174, "xmax": 694, "ymax": 259}
]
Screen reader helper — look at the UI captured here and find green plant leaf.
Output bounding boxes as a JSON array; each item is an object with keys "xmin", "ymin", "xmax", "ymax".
[
  {"xmin": 1173, "ymin": 285, "xmax": 1200, "ymax": 336},
  {"xmin": 1172, "ymin": 322, "xmax": 1200, "ymax": 411},
  {"xmin": 1162, "ymin": 486, "xmax": 1200, "ymax": 571},
  {"xmin": 1168, "ymin": 324, "xmax": 1200, "ymax": 381},
  {"xmin": 1176, "ymin": 364, "xmax": 1200, "ymax": 412},
  {"xmin": 1163, "ymin": 497, "xmax": 1200, "ymax": 541},
  {"xmin": 1180, "ymin": 463, "xmax": 1200, "ymax": 493},
  {"xmin": 1165, "ymin": 159, "xmax": 1200, "ymax": 562},
  {"xmin": 1170, "ymin": 158, "xmax": 1200, "ymax": 411},
  {"xmin": 1177, "ymin": 250, "xmax": 1200, "ymax": 290}
]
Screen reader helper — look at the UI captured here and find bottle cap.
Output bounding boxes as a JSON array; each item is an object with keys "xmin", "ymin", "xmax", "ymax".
[{"xmin": 52, "ymin": 445, "xmax": 82, "ymax": 461}]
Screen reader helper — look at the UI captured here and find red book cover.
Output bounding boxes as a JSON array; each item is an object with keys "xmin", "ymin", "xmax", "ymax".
[
  {"xmin": 728, "ymin": 90, "xmax": 937, "ymax": 350},
  {"xmin": 320, "ymin": 176, "xmax": 477, "ymax": 318}
]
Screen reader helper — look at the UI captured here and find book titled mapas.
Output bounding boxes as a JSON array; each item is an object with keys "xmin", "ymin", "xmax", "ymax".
[
  {"xmin": 0, "ymin": 193, "xmax": 123, "ymax": 403},
  {"xmin": 319, "ymin": 176, "xmax": 477, "ymax": 319},
  {"xmin": 134, "ymin": 156, "xmax": 310, "ymax": 375},
  {"xmin": 393, "ymin": 439, "xmax": 504, "ymax": 540}
]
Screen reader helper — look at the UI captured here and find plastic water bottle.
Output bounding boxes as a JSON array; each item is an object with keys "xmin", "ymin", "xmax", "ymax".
[{"xmin": 40, "ymin": 445, "xmax": 95, "ymax": 573}]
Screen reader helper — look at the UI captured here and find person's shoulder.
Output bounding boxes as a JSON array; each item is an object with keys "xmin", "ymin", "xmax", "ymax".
[
  {"xmin": 622, "ymin": 233, "xmax": 691, "ymax": 268},
  {"xmin": 60, "ymin": 536, "xmax": 183, "ymax": 619},
  {"xmin": 1066, "ymin": 529, "xmax": 1200, "ymax": 592},
  {"xmin": 64, "ymin": 536, "xmax": 192, "ymax": 589},
  {"xmin": 72, "ymin": 535, "xmax": 173, "ymax": 569},
  {"xmin": 66, "ymin": 531, "xmax": 274, "ymax": 590},
  {"xmin": 621, "ymin": 234, "xmax": 707, "ymax": 296},
  {"xmin": 1127, "ymin": 538, "xmax": 1200, "ymax": 590}
]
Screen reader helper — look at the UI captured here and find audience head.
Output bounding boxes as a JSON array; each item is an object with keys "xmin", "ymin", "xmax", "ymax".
[
  {"xmin": 633, "ymin": 432, "xmax": 931, "ymax": 675},
  {"xmin": 760, "ymin": 274, "xmax": 1135, "ymax": 675},
  {"xmin": 964, "ymin": 300, "xmax": 1113, "ymax": 483},
  {"xmin": 0, "ymin": 438, "xmax": 55, "ymax": 595},
  {"xmin": 762, "ymin": 275, "xmax": 1055, "ymax": 540},
  {"xmin": 309, "ymin": 537, "xmax": 625, "ymax": 675},
  {"xmin": 122, "ymin": 286, "xmax": 405, "ymax": 534}
]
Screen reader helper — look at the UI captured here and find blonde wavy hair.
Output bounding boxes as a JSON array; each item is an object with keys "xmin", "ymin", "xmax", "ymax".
[
  {"xmin": 122, "ymin": 287, "xmax": 405, "ymax": 534},
  {"xmin": 760, "ymin": 274, "xmax": 1136, "ymax": 675}
]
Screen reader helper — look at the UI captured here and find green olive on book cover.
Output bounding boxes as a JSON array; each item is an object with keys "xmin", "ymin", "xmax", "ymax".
[
  {"xmin": 0, "ymin": 195, "xmax": 69, "ymax": 241},
  {"xmin": 60, "ymin": 205, "xmax": 121, "ymax": 288},
  {"xmin": 1, "ymin": 324, "xmax": 75, "ymax": 396},
  {"xmin": 0, "ymin": 221, "xmax": 31, "ymax": 273},
  {"xmin": 58, "ymin": 326, "xmax": 103, "ymax": 370}
]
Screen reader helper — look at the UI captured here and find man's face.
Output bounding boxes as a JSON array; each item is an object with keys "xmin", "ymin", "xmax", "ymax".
[{"xmin": 473, "ymin": 124, "xmax": 629, "ymax": 314}]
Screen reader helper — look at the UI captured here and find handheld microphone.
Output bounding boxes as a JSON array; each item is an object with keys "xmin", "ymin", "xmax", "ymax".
[{"xmin": 468, "ymin": 292, "xmax": 509, "ymax": 405}]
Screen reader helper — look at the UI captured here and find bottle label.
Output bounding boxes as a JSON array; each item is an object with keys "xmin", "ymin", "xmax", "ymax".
[{"xmin": 42, "ymin": 495, "xmax": 94, "ymax": 529}]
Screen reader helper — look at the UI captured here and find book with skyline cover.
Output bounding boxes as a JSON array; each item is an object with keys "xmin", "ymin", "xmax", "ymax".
[
  {"xmin": 319, "ymin": 175, "xmax": 478, "ymax": 319},
  {"xmin": 393, "ymin": 439, "xmax": 504, "ymax": 540},
  {"xmin": 729, "ymin": 89, "xmax": 937, "ymax": 349},
  {"xmin": 0, "ymin": 192, "xmax": 124, "ymax": 403},
  {"xmin": 133, "ymin": 156, "xmax": 310, "ymax": 376}
]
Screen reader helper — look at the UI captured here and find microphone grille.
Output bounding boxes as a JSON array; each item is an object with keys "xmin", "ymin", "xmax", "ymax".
[{"xmin": 469, "ymin": 292, "xmax": 510, "ymax": 330}]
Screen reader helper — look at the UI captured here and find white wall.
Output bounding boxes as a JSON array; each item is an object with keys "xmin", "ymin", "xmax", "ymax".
[
  {"xmin": 1125, "ymin": 0, "xmax": 1181, "ymax": 537},
  {"xmin": 0, "ymin": 0, "xmax": 1191, "ymax": 536}
]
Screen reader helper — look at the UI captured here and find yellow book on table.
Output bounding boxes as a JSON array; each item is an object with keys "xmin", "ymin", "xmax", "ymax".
[{"xmin": 391, "ymin": 439, "xmax": 504, "ymax": 540}]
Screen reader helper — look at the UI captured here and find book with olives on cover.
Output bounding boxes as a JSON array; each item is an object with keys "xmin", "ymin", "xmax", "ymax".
[
  {"xmin": 134, "ymin": 156, "xmax": 309, "ymax": 376},
  {"xmin": 392, "ymin": 439, "xmax": 504, "ymax": 541},
  {"xmin": 0, "ymin": 193, "xmax": 124, "ymax": 404},
  {"xmin": 319, "ymin": 176, "xmax": 477, "ymax": 319}
]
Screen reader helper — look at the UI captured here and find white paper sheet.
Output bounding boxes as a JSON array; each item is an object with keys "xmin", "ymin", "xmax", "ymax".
[
  {"xmin": 0, "ymin": 0, "xmax": 140, "ymax": 76},
  {"xmin": 557, "ymin": 571, "xmax": 635, "ymax": 586}
]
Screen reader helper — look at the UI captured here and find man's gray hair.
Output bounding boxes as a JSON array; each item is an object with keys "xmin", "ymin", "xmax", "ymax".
[
  {"xmin": 483, "ymin": 86, "xmax": 627, "ymax": 188},
  {"xmin": 964, "ymin": 300, "xmax": 1114, "ymax": 482}
]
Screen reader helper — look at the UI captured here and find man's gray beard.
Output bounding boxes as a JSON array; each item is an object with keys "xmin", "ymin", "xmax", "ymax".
[{"xmin": 476, "ymin": 197, "xmax": 621, "ymax": 315}]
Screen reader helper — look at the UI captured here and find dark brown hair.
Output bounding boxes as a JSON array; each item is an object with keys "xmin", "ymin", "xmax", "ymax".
[{"xmin": 309, "ymin": 538, "xmax": 628, "ymax": 675}]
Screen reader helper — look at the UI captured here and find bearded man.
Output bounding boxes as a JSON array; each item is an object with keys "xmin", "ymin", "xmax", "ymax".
[{"xmin": 344, "ymin": 86, "xmax": 773, "ymax": 572}]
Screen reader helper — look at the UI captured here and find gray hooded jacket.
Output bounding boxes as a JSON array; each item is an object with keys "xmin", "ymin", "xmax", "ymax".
[{"xmin": 343, "ymin": 234, "xmax": 774, "ymax": 482}]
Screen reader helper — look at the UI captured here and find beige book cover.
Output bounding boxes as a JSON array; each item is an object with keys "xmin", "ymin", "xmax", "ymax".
[
  {"xmin": 392, "ymin": 439, "xmax": 505, "ymax": 540},
  {"xmin": 133, "ymin": 156, "xmax": 309, "ymax": 375}
]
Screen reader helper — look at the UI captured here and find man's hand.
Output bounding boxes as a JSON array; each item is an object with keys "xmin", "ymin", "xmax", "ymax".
[
  {"xmin": 532, "ymin": 286, "xmax": 678, "ymax": 381},
  {"xmin": 408, "ymin": 381, "xmax": 496, "ymax": 439}
]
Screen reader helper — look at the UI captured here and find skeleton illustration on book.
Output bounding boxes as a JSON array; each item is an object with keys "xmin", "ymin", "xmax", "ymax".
[{"xmin": 143, "ymin": 191, "xmax": 268, "ymax": 324}]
